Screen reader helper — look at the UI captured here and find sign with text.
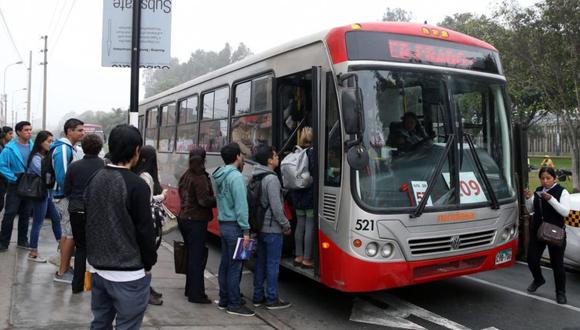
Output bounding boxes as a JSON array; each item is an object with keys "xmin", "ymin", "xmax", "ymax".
[
  {"xmin": 102, "ymin": 0, "xmax": 172, "ymax": 68},
  {"xmin": 410, "ymin": 181, "xmax": 433, "ymax": 206},
  {"xmin": 442, "ymin": 172, "xmax": 487, "ymax": 204}
]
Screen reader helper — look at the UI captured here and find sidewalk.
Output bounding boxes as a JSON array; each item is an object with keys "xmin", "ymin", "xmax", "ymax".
[{"xmin": 0, "ymin": 218, "xmax": 273, "ymax": 329}]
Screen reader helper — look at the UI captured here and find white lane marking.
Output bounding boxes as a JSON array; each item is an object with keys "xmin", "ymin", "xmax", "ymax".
[
  {"xmin": 481, "ymin": 327, "xmax": 500, "ymax": 330},
  {"xmin": 350, "ymin": 298, "xmax": 427, "ymax": 330},
  {"xmin": 464, "ymin": 276, "xmax": 580, "ymax": 313},
  {"xmin": 160, "ymin": 240, "xmax": 215, "ymax": 279},
  {"xmin": 350, "ymin": 293, "xmax": 472, "ymax": 330}
]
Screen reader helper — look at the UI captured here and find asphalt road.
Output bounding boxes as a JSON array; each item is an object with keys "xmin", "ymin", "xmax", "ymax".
[{"xmin": 164, "ymin": 229, "xmax": 580, "ymax": 330}]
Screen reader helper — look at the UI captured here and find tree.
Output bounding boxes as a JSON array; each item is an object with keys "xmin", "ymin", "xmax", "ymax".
[
  {"xmin": 382, "ymin": 7, "xmax": 413, "ymax": 22},
  {"xmin": 441, "ymin": 1, "xmax": 580, "ymax": 191},
  {"xmin": 144, "ymin": 43, "xmax": 253, "ymax": 97}
]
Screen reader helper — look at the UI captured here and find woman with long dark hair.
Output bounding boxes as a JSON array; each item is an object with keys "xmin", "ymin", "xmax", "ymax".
[
  {"xmin": 178, "ymin": 148, "xmax": 216, "ymax": 303},
  {"xmin": 524, "ymin": 167, "xmax": 570, "ymax": 304},
  {"xmin": 133, "ymin": 145, "xmax": 166, "ymax": 305},
  {"xmin": 27, "ymin": 131, "xmax": 62, "ymax": 262}
]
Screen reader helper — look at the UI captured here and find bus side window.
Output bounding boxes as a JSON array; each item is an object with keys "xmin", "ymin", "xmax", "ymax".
[
  {"xmin": 145, "ymin": 107, "xmax": 159, "ymax": 148},
  {"xmin": 325, "ymin": 73, "xmax": 341, "ymax": 187}
]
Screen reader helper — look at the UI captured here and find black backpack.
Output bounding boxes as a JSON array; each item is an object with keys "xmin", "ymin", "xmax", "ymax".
[
  {"xmin": 247, "ymin": 173, "xmax": 270, "ymax": 233},
  {"xmin": 41, "ymin": 145, "xmax": 72, "ymax": 190}
]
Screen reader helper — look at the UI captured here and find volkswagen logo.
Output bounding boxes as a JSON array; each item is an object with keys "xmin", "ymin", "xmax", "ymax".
[{"xmin": 450, "ymin": 235, "xmax": 461, "ymax": 250}]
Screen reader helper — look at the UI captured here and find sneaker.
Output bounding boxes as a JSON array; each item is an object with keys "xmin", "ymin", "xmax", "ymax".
[
  {"xmin": 252, "ymin": 298, "xmax": 266, "ymax": 307},
  {"xmin": 149, "ymin": 294, "xmax": 164, "ymax": 306},
  {"xmin": 27, "ymin": 254, "xmax": 47, "ymax": 263},
  {"xmin": 54, "ymin": 270, "xmax": 73, "ymax": 284},
  {"xmin": 265, "ymin": 299, "xmax": 292, "ymax": 310},
  {"xmin": 150, "ymin": 287, "xmax": 163, "ymax": 298},
  {"xmin": 188, "ymin": 297, "xmax": 211, "ymax": 304},
  {"xmin": 48, "ymin": 254, "xmax": 60, "ymax": 266},
  {"xmin": 226, "ymin": 305, "xmax": 255, "ymax": 317},
  {"xmin": 527, "ymin": 279, "xmax": 546, "ymax": 293},
  {"xmin": 556, "ymin": 292, "xmax": 567, "ymax": 304},
  {"xmin": 17, "ymin": 243, "xmax": 33, "ymax": 251},
  {"xmin": 218, "ymin": 298, "xmax": 246, "ymax": 309}
]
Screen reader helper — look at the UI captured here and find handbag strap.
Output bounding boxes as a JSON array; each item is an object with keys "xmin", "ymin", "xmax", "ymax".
[{"xmin": 536, "ymin": 192, "xmax": 544, "ymax": 221}]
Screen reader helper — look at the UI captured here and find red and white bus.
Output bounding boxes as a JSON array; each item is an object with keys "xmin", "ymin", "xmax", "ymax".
[
  {"xmin": 83, "ymin": 123, "xmax": 106, "ymax": 142},
  {"xmin": 139, "ymin": 22, "xmax": 518, "ymax": 292}
]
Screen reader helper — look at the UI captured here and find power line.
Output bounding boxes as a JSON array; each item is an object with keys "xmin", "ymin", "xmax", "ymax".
[
  {"xmin": 45, "ymin": 0, "xmax": 64, "ymax": 36},
  {"xmin": 0, "ymin": 7, "xmax": 24, "ymax": 62},
  {"xmin": 49, "ymin": 0, "xmax": 77, "ymax": 59}
]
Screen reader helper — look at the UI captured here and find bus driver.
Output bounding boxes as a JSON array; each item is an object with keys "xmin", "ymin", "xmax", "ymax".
[{"xmin": 387, "ymin": 112, "xmax": 427, "ymax": 151}]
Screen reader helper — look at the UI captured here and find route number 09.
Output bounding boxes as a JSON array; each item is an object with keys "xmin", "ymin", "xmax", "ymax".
[{"xmin": 459, "ymin": 179, "xmax": 481, "ymax": 196}]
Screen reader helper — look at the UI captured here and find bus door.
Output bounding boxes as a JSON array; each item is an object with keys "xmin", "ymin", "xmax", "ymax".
[{"xmin": 275, "ymin": 67, "xmax": 323, "ymax": 276}]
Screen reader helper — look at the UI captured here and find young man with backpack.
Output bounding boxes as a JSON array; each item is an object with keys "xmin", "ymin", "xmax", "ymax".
[
  {"xmin": 51, "ymin": 118, "xmax": 84, "ymax": 283},
  {"xmin": 212, "ymin": 142, "xmax": 254, "ymax": 316},
  {"xmin": 251, "ymin": 144, "xmax": 292, "ymax": 310},
  {"xmin": 0, "ymin": 121, "xmax": 33, "ymax": 252}
]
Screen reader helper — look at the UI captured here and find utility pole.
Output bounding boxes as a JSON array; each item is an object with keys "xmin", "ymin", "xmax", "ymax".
[
  {"xmin": 27, "ymin": 51, "xmax": 32, "ymax": 122},
  {"xmin": 129, "ymin": 2, "xmax": 141, "ymax": 126},
  {"xmin": 41, "ymin": 35, "xmax": 48, "ymax": 130}
]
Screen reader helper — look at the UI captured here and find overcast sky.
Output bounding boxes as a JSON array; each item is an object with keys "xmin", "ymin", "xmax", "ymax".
[{"xmin": 0, "ymin": 0, "xmax": 535, "ymax": 130}]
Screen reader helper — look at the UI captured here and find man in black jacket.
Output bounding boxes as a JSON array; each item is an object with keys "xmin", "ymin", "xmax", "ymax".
[
  {"xmin": 85, "ymin": 124, "xmax": 157, "ymax": 329},
  {"xmin": 64, "ymin": 134, "xmax": 105, "ymax": 294}
]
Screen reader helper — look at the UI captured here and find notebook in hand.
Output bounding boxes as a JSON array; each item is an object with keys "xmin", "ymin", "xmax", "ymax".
[{"xmin": 233, "ymin": 237, "xmax": 256, "ymax": 260}]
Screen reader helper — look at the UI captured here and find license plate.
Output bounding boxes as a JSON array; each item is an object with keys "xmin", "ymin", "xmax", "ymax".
[{"xmin": 495, "ymin": 248, "xmax": 512, "ymax": 265}]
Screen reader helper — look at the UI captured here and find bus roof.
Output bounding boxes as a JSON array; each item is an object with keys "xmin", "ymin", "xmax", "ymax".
[
  {"xmin": 326, "ymin": 22, "xmax": 497, "ymax": 64},
  {"xmin": 140, "ymin": 22, "xmax": 497, "ymax": 105}
]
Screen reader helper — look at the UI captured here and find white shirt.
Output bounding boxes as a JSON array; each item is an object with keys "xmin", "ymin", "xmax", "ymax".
[{"xmin": 525, "ymin": 183, "xmax": 570, "ymax": 217}]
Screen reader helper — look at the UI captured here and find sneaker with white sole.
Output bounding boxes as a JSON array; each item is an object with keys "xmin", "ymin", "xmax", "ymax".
[
  {"xmin": 265, "ymin": 299, "xmax": 292, "ymax": 310},
  {"xmin": 28, "ymin": 255, "xmax": 47, "ymax": 263},
  {"xmin": 54, "ymin": 270, "xmax": 73, "ymax": 284},
  {"xmin": 226, "ymin": 305, "xmax": 255, "ymax": 317}
]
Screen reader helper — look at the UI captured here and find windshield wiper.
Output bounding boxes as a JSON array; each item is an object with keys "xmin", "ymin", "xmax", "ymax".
[
  {"xmin": 410, "ymin": 134, "xmax": 455, "ymax": 219},
  {"xmin": 463, "ymin": 133, "xmax": 500, "ymax": 210}
]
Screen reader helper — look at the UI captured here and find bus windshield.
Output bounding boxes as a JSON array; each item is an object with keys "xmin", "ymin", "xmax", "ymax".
[{"xmin": 353, "ymin": 69, "xmax": 514, "ymax": 211}]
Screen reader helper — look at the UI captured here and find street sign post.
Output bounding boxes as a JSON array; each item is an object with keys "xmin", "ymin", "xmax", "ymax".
[{"xmin": 101, "ymin": 0, "xmax": 172, "ymax": 68}]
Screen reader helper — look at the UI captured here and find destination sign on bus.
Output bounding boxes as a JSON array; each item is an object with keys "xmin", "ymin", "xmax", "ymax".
[{"xmin": 346, "ymin": 31, "xmax": 501, "ymax": 74}]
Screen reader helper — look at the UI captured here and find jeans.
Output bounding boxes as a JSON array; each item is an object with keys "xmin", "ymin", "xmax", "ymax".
[
  {"xmin": 218, "ymin": 222, "xmax": 243, "ymax": 309},
  {"xmin": 0, "ymin": 178, "xmax": 6, "ymax": 213},
  {"xmin": 0, "ymin": 184, "xmax": 31, "ymax": 247},
  {"xmin": 178, "ymin": 218, "xmax": 209, "ymax": 301},
  {"xmin": 90, "ymin": 273, "xmax": 151, "ymax": 330},
  {"xmin": 30, "ymin": 194, "xmax": 62, "ymax": 250},
  {"xmin": 253, "ymin": 233, "xmax": 283, "ymax": 304},
  {"xmin": 528, "ymin": 223, "xmax": 567, "ymax": 293},
  {"xmin": 294, "ymin": 208, "xmax": 315, "ymax": 260},
  {"xmin": 70, "ymin": 211, "xmax": 86, "ymax": 292}
]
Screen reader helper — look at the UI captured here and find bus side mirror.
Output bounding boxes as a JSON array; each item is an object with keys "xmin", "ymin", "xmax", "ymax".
[
  {"xmin": 341, "ymin": 87, "xmax": 364, "ymax": 135},
  {"xmin": 338, "ymin": 73, "xmax": 364, "ymax": 136}
]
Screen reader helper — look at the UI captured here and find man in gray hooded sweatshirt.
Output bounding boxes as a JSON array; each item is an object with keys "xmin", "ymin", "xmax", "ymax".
[{"xmin": 251, "ymin": 144, "xmax": 292, "ymax": 310}]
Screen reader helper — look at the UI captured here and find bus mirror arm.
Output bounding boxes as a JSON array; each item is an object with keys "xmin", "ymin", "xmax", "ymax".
[{"xmin": 410, "ymin": 134, "xmax": 455, "ymax": 219}]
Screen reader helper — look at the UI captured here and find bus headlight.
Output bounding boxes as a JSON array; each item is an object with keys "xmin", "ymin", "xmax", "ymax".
[
  {"xmin": 509, "ymin": 225, "xmax": 517, "ymax": 239},
  {"xmin": 380, "ymin": 243, "xmax": 394, "ymax": 258},
  {"xmin": 365, "ymin": 242, "xmax": 379, "ymax": 257},
  {"xmin": 501, "ymin": 227, "xmax": 510, "ymax": 241}
]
